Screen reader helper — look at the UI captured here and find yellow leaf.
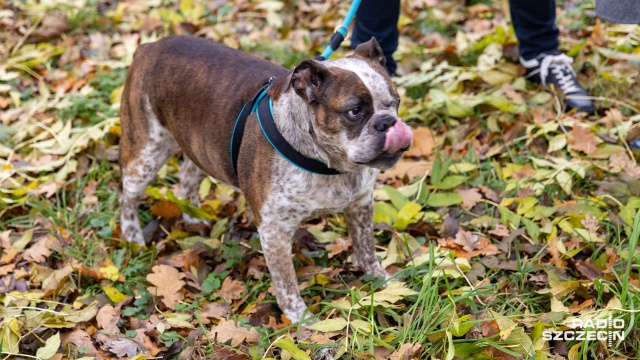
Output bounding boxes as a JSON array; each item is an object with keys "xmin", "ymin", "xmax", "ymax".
[
  {"xmin": 349, "ymin": 319, "xmax": 372, "ymax": 334},
  {"xmin": 567, "ymin": 343, "xmax": 581, "ymax": 360},
  {"xmin": 35, "ymin": 333, "xmax": 60, "ymax": 360},
  {"xmin": 99, "ymin": 266, "xmax": 120, "ymax": 281},
  {"xmin": 165, "ymin": 312, "xmax": 194, "ymax": 329},
  {"xmin": 308, "ymin": 317, "xmax": 347, "ymax": 332},
  {"xmin": 2, "ymin": 318, "xmax": 20, "ymax": 354},
  {"xmin": 103, "ymin": 285, "xmax": 129, "ymax": 303},
  {"xmin": 309, "ymin": 274, "xmax": 334, "ymax": 286}
]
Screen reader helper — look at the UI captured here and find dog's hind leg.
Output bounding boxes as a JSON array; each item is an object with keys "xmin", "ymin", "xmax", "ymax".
[
  {"xmin": 119, "ymin": 95, "xmax": 178, "ymax": 245},
  {"xmin": 179, "ymin": 157, "xmax": 210, "ymax": 226}
]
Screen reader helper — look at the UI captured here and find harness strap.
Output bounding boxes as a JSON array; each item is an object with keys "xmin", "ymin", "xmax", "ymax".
[
  {"xmin": 255, "ymin": 95, "xmax": 341, "ymax": 176},
  {"xmin": 230, "ymin": 80, "xmax": 342, "ymax": 178},
  {"xmin": 230, "ymin": 83, "xmax": 270, "ymax": 178}
]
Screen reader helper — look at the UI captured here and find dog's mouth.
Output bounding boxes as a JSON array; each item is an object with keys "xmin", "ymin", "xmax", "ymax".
[{"xmin": 354, "ymin": 146, "xmax": 409, "ymax": 169}]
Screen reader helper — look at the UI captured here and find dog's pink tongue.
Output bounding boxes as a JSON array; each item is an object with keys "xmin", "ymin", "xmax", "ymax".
[{"xmin": 383, "ymin": 120, "xmax": 413, "ymax": 153}]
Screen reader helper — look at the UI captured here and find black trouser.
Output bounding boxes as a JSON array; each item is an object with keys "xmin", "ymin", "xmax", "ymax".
[{"xmin": 351, "ymin": 0, "xmax": 559, "ymax": 74}]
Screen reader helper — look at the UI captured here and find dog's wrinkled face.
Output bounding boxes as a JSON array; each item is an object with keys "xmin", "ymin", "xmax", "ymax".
[{"xmin": 289, "ymin": 38, "xmax": 413, "ymax": 170}]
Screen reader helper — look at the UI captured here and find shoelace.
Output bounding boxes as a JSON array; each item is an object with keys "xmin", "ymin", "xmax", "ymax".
[{"xmin": 539, "ymin": 54, "xmax": 582, "ymax": 94}]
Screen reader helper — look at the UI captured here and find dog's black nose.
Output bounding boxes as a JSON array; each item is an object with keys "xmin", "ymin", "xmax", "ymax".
[{"xmin": 372, "ymin": 115, "xmax": 396, "ymax": 132}]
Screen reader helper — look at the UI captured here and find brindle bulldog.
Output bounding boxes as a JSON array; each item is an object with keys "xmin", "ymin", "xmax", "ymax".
[{"xmin": 118, "ymin": 35, "xmax": 413, "ymax": 323}]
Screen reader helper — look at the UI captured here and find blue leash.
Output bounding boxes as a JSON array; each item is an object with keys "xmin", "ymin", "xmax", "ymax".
[{"xmin": 316, "ymin": 0, "xmax": 362, "ymax": 60}]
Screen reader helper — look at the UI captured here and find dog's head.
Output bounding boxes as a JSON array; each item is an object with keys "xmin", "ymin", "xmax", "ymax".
[{"xmin": 288, "ymin": 37, "xmax": 413, "ymax": 171}]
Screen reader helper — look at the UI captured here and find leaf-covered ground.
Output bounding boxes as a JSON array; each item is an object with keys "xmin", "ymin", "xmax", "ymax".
[{"xmin": 1, "ymin": 0, "xmax": 640, "ymax": 359}]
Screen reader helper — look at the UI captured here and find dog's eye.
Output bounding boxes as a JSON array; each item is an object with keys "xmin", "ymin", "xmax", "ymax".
[{"xmin": 347, "ymin": 107, "xmax": 362, "ymax": 120}]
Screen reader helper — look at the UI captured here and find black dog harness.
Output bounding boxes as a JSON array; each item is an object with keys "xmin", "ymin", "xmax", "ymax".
[{"xmin": 229, "ymin": 79, "xmax": 342, "ymax": 178}]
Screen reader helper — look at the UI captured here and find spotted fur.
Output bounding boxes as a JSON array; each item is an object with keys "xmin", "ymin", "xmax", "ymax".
[{"xmin": 119, "ymin": 36, "xmax": 409, "ymax": 324}]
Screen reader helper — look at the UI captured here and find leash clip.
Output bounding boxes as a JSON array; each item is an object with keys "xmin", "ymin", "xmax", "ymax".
[{"xmin": 334, "ymin": 25, "xmax": 349, "ymax": 41}]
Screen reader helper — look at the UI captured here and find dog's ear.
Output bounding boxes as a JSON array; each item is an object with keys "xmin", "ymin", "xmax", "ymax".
[
  {"xmin": 353, "ymin": 37, "xmax": 386, "ymax": 68},
  {"xmin": 290, "ymin": 60, "xmax": 330, "ymax": 103}
]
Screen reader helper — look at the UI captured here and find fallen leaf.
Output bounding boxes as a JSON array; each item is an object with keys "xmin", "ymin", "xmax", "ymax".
[
  {"xmin": 389, "ymin": 343, "xmax": 422, "ymax": 360},
  {"xmin": 247, "ymin": 256, "xmax": 265, "ymax": 279},
  {"xmin": 218, "ymin": 277, "xmax": 246, "ymax": 303},
  {"xmin": 453, "ymin": 230, "xmax": 479, "ymax": 252},
  {"xmin": 569, "ymin": 125, "xmax": 602, "ymax": 155},
  {"xmin": 35, "ymin": 333, "xmax": 60, "ymax": 360},
  {"xmin": 568, "ymin": 299, "xmax": 593, "ymax": 313},
  {"xmin": 325, "ymin": 237, "xmax": 351, "ymax": 258},
  {"xmin": 146, "ymin": 265, "xmax": 186, "ymax": 309},
  {"xmin": 210, "ymin": 319, "xmax": 259, "ymax": 347},
  {"xmin": 61, "ymin": 330, "xmax": 99, "ymax": 358},
  {"xmin": 96, "ymin": 304, "xmax": 120, "ymax": 334},
  {"xmin": 489, "ymin": 224, "xmax": 510, "ymax": 237},
  {"xmin": 96, "ymin": 333, "xmax": 146, "ymax": 358},
  {"xmin": 308, "ymin": 317, "xmax": 348, "ymax": 332},
  {"xmin": 378, "ymin": 160, "xmax": 431, "ymax": 181},
  {"xmin": 575, "ymin": 259, "xmax": 602, "ymax": 280},
  {"xmin": 405, "ymin": 126, "xmax": 435, "ymax": 158},
  {"xmin": 589, "ymin": 18, "xmax": 608, "ymax": 47},
  {"xmin": 455, "ymin": 188, "xmax": 482, "ymax": 210},
  {"xmin": 500, "ymin": 83, "xmax": 523, "ymax": 104},
  {"xmin": 200, "ymin": 302, "xmax": 230, "ymax": 320},
  {"xmin": 150, "ymin": 200, "xmax": 182, "ymax": 219},
  {"xmin": 478, "ymin": 184, "xmax": 500, "ymax": 202},
  {"xmin": 20, "ymin": 236, "xmax": 53, "ymax": 263}
]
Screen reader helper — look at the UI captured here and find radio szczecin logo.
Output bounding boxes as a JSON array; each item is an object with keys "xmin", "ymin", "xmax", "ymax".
[{"xmin": 542, "ymin": 316, "xmax": 625, "ymax": 347}]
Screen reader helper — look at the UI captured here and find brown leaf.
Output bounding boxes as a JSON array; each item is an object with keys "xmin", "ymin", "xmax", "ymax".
[
  {"xmin": 568, "ymin": 299, "xmax": 594, "ymax": 313},
  {"xmin": 455, "ymin": 188, "xmax": 482, "ymax": 210},
  {"xmin": 500, "ymin": 83, "xmax": 523, "ymax": 104},
  {"xmin": 219, "ymin": 277, "xmax": 246, "ymax": 303},
  {"xmin": 405, "ymin": 126, "xmax": 435, "ymax": 158},
  {"xmin": 569, "ymin": 125, "xmax": 602, "ymax": 155},
  {"xmin": 477, "ymin": 184, "xmax": 499, "ymax": 202},
  {"xmin": 456, "ymin": 237, "xmax": 501, "ymax": 260},
  {"xmin": 247, "ymin": 257, "xmax": 265, "ymax": 280},
  {"xmin": 21, "ymin": 236, "xmax": 53, "ymax": 263},
  {"xmin": 528, "ymin": 274, "xmax": 548, "ymax": 287},
  {"xmin": 0, "ymin": 230, "xmax": 10, "ymax": 249},
  {"xmin": 146, "ymin": 265, "xmax": 186, "ymax": 309},
  {"xmin": 97, "ymin": 304, "xmax": 120, "ymax": 334},
  {"xmin": 389, "ymin": 343, "xmax": 422, "ymax": 360},
  {"xmin": 212, "ymin": 344, "xmax": 249, "ymax": 360},
  {"xmin": 532, "ymin": 109, "xmax": 554, "ymax": 125},
  {"xmin": 453, "ymin": 230, "xmax": 479, "ymax": 252},
  {"xmin": 378, "ymin": 160, "xmax": 431, "ymax": 181},
  {"xmin": 575, "ymin": 259, "xmax": 602, "ymax": 280},
  {"xmin": 422, "ymin": 32, "xmax": 445, "ymax": 49},
  {"xmin": 581, "ymin": 214, "xmax": 599, "ymax": 233},
  {"xmin": 96, "ymin": 333, "xmax": 146, "ymax": 358},
  {"xmin": 589, "ymin": 18, "xmax": 608, "ymax": 47},
  {"xmin": 481, "ymin": 256, "xmax": 519, "ymax": 270},
  {"xmin": 481, "ymin": 319, "xmax": 500, "ymax": 337},
  {"xmin": 325, "ymin": 237, "xmax": 351, "ymax": 259},
  {"xmin": 210, "ymin": 319, "xmax": 259, "ymax": 347},
  {"xmin": 25, "ymin": 15, "xmax": 70, "ymax": 44},
  {"xmin": 512, "ymin": 163, "xmax": 536, "ymax": 180},
  {"xmin": 0, "ymin": 263, "xmax": 16, "ymax": 276},
  {"xmin": 61, "ymin": 330, "xmax": 99, "ymax": 358},
  {"xmin": 71, "ymin": 260, "xmax": 103, "ymax": 281},
  {"xmin": 201, "ymin": 302, "xmax": 230, "ymax": 320},
  {"xmin": 150, "ymin": 200, "xmax": 183, "ymax": 219},
  {"xmin": 488, "ymin": 224, "xmax": 510, "ymax": 237}
]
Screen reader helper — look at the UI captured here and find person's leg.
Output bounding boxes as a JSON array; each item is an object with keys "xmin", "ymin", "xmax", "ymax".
[
  {"xmin": 509, "ymin": 0, "xmax": 595, "ymax": 113},
  {"xmin": 509, "ymin": 0, "xmax": 559, "ymax": 61},
  {"xmin": 351, "ymin": 0, "xmax": 401, "ymax": 75}
]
